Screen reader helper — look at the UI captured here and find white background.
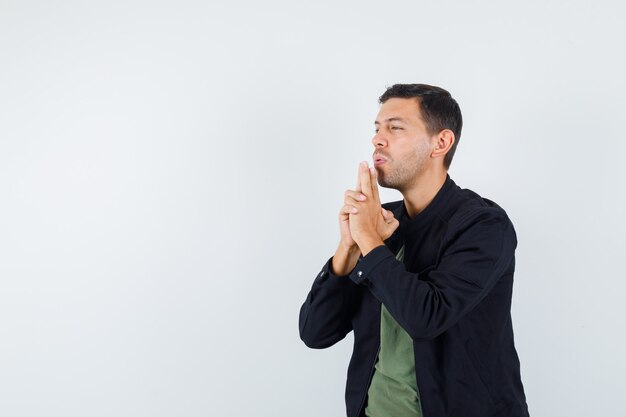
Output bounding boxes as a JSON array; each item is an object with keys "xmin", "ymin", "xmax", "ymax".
[{"xmin": 1, "ymin": 1, "xmax": 625, "ymax": 416}]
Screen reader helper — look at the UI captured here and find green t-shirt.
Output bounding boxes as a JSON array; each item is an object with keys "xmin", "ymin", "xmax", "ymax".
[{"xmin": 365, "ymin": 244, "xmax": 422, "ymax": 417}]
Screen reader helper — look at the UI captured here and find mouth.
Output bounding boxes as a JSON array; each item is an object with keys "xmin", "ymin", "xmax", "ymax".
[{"xmin": 373, "ymin": 154, "xmax": 387, "ymax": 167}]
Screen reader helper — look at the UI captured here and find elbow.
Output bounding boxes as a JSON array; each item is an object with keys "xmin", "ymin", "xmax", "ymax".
[
  {"xmin": 299, "ymin": 327, "xmax": 339, "ymax": 349},
  {"xmin": 297, "ymin": 298, "xmax": 350, "ymax": 349},
  {"xmin": 300, "ymin": 334, "xmax": 329, "ymax": 349},
  {"xmin": 298, "ymin": 309, "xmax": 330, "ymax": 349},
  {"xmin": 299, "ymin": 314, "xmax": 348, "ymax": 349}
]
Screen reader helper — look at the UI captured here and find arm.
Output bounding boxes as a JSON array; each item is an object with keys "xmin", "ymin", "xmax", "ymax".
[
  {"xmin": 349, "ymin": 207, "xmax": 517, "ymax": 341},
  {"xmin": 299, "ymin": 252, "xmax": 361, "ymax": 349},
  {"xmin": 299, "ymin": 164, "xmax": 399, "ymax": 348}
]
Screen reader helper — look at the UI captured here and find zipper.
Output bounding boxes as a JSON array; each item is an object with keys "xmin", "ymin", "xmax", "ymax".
[{"xmin": 355, "ymin": 344, "xmax": 380, "ymax": 417}]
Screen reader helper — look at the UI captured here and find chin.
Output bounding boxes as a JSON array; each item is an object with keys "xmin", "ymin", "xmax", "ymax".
[{"xmin": 375, "ymin": 176, "xmax": 386, "ymax": 187}]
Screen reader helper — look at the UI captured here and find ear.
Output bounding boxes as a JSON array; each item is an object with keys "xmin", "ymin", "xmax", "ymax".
[{"xmin": 431, "ymin": 129, "xmax": 455, "ymax": 160}]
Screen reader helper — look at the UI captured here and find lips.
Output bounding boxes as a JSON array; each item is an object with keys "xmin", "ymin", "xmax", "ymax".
[{"xmin": 373, "ymin": 154, "xmax": 388, "ymax": 167}]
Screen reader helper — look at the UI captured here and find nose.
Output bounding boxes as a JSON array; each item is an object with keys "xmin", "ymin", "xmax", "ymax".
[{"xmin": 371, "ymin": 131, "xmax": 387, "ymax": 148}]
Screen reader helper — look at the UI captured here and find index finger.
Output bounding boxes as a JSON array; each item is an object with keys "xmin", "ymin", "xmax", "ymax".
[
  {"xmin": 370, "ymin": 167, "xmax": 381, "ymax": 205},
  {"xmin": 359, "ymin": 161, "xmax": 372, "ymax": 197}
]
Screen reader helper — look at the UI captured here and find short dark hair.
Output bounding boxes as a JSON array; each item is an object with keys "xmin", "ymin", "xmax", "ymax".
[{"xmin": 379, "ymin": 83, "xmax": 463, "ymax": 169}]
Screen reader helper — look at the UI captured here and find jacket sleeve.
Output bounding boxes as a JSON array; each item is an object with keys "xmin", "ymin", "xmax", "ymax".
[
  {"xmin": 299, "ymin": 256, "xmax": 362, "ymax": 349},
  {"xmin": 349, "ymin": 207, "xmax": 517, "ymax": 341}
]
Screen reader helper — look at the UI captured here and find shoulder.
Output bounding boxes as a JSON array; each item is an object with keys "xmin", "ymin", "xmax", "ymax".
[{"xmin": 446, "ymin": 187, "xmax": 517, "ymax": 246}]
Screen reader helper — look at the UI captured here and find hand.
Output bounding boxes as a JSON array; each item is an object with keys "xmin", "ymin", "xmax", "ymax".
[
  {"xmin": 348, "ymin": 162, "xmax": 399, "ymax": 254},
  {"xmin": 333, "ymin": 162, "xmax": 400, "ymax": 275},
  {"xmin": 338, "ymin": 164, "xmax": 399, "ymax": 250},
  {"xmin": 379, "ymin": 205, "xmax": 400, "ymax": 241},
  {"xmin": 370, "ymin": 166, "xmax": 400, "ymax": 241}
]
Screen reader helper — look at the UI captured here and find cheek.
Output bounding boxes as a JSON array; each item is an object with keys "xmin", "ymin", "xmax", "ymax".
[{"xmin": 415, "ymin": 139, "xmax": 432, "ymax": 154}]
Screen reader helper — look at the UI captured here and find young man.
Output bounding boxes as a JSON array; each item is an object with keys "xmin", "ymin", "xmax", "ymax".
[{"xmin": 299, "ymin": 84, "xmax": 530, "ymax": 417}]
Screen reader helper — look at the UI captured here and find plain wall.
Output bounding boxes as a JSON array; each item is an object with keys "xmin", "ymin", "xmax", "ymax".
[{"xmin": 1, "ymin": 0, "xmax": 625, "ymax": 416}]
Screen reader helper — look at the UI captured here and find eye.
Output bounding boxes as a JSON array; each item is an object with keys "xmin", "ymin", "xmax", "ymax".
[{"xmin": 391, "ymin": 126, "xmax": 403, "ymax": 130}]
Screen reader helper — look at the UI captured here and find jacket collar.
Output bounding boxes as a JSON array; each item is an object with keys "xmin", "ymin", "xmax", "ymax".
[{"xmin": 391, "ymin": 173, "xmax": 456, "ymax": 236}]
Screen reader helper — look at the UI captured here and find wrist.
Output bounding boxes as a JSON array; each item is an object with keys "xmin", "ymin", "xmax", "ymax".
[
  {"xmin": 357, "ymin": 235, "xmax": 384, "ymax": 257},
  {"xmin": 338, "ymin": 240, "xmax": 359, "ymax": 254},
  {"xmin": 332, "ymin": 243, "xmax": 361, "ymax": 276}
]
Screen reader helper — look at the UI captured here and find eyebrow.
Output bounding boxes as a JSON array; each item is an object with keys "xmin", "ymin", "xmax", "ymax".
[{"xmin": 374, "ymin": 117, "xmax": 407, "ymax": 125}]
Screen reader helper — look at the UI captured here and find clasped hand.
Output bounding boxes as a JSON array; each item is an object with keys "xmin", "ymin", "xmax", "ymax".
[{"xmin": 338, "ymin": 161, "xmax": 399, "ymax": 256}]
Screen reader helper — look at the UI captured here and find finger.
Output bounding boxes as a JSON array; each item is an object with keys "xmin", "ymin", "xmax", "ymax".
[
  {"xmin": 381, "ymin": 207, "xmax": 393, "ymax": 219},
  {"xmin": 370, "ymin": 167, "xmax": 381, "ymax": 205},
  {"xmin": 341, "ymin": 204, "xmax": 359, "ymax": 215},
  {"xmin": 359, "ymin": 161, "xmax": 372, "ymax": 197},
  {"xmin": 356, "ymin": 163, "xmax": 362, "ymax": 193},
  {"xmin": 345, "ymin": 189, "xmax": 366, "ymax": 204}
]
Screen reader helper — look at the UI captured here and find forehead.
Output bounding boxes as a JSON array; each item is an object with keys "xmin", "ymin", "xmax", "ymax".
[{"xmin": 375, "ymin": 97, "xmax": 424, "ymax": 125}]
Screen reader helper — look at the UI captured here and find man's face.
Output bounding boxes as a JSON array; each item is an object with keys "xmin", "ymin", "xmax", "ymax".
[{"xmin": 372, "ymin": 98, "xmax": 436, "ymax": 191}]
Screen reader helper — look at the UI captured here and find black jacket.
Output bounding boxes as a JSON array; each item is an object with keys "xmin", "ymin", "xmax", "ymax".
[{"xmin": 299, "ymin": 175, "xmax": 529, "ymax": 417}]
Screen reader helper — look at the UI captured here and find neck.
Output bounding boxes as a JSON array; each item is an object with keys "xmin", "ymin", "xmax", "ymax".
[{"xmin": 401, "ymin": 167, "xmax": 448, "ymax": 218}]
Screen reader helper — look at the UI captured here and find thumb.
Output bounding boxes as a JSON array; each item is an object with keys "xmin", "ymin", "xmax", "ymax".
[
  {"xmin": 386, "ymin": 212, "xmax": 399, "ymax": 226},
  {"xmin": 381, "ymin": 208, "xmax": 394, "ymax": 220}
]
